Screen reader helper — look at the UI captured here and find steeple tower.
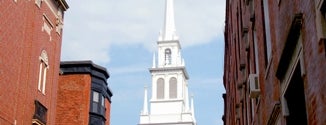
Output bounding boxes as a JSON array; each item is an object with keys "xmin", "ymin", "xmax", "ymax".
[{"xmin": 139, "ymin": 0, "xmax": 196, "ymax": 124}]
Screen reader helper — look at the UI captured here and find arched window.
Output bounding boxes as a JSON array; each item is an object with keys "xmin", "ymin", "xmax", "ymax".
[
  {"xmin": 157, "ymin": 78, "xmax": 165, "ymax": 99},
  {"xmin": 169, "ymin": 77, "xmax": 177, "ymax": 99},
  {"xmin": 165, "ymin": 48, "xmax": 172, "ymax": 65},
  {"xmin": 38, "ymin": 50, "xmax": 49, "ymax": 94}
]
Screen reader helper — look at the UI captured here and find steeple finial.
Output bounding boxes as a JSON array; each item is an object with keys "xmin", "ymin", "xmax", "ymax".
[{"xmin": 160, "ymin": 0, "xmax": 178, "ymax": 41}]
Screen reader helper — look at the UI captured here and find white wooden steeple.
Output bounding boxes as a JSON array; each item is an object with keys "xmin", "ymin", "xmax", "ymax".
[
  {"xmin": 139, "ymin": 0, "xmax": 196, "ymax": 124},
  {"xmin": 158, "ymin": 0, "xmax": 178, "ymax": 41}
]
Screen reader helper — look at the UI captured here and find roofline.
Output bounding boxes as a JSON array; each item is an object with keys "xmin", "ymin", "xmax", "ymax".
[{"xmin": 60, "ymin": 60, "xmax": 110, "ymax": 79}]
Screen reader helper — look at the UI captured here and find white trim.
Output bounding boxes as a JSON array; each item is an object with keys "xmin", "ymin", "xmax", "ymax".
[
  {"xmin": 42, "ymin": 68, "xmax": 47, "ymax": 94},
  {"xmin": 316, "ymin": 0, "xmax": 325, "ymax": 10},
  {"xmin": 280, "ymin": 36, "xmax": 303, "ymax": 116},
  {"xmin": 35, "ymin": 0, "xmax": 42, "ymax": 8},
  {"xmin": 38, "ymin": 63, "xmax": 43, "ymax": 91},
  {"xmin": 263, "ymin": 0, "xmax": 272, "ymax": 63},
  {"xmin": 43, "ymin": 0, "xmax": 59, "ymax": 18}
]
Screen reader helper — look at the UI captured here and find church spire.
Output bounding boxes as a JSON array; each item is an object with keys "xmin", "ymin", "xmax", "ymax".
[{"xmin": 159, "ymin": 0, "xmax": 178, "ymax": 41}]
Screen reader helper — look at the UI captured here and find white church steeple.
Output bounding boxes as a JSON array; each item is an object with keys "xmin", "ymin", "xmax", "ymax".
[
  {"xmin": 158, "ymin": 0, "xmax": 178, "ymax": 41},
  {"xmin": 139, "ymin": 0, "xmax": 196, "ymax": 125}
]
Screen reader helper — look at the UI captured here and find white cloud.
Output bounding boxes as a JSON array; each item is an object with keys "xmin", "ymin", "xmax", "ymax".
[{"xmin": 61, "ymin": 0, "xmax": 225, "ymax": 64}]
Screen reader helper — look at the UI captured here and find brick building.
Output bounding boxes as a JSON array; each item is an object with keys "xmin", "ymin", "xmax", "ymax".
[
  {"xmin": 0, "ymin": 0, "xmax": 68, "ymax": 125},
  {"xmin": 57, "ymin": 61, "xmax": 113, "ymax": 125},
  {"xmin": 223, "ymin": 0, "xmax": 326, "ymax": 125}
]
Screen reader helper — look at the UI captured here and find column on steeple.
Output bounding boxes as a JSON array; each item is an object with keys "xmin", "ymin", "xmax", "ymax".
[
  {"xmin": 141, "ymin": 86, "xmax": 148, "ymax": 115},
  {"xmin": 152, "ymin": 53, "xmax": 156, "ymax": 68},
  {"xmin": 185, "ymin": 83, "xmax": 190, "ymax": 112},
  {"xmin": 191, "ymin": 95, "xmax": 196, "ymax": 123}
]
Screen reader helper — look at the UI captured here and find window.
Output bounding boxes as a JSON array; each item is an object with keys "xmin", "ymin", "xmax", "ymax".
[
  {"xmin": 91, "ymin": 91, "xmax": 105, "ymax": 115},
  {"xmin": 56, "ymin": 8, "xmax": 63, "ymax": 35},
  {"xmin": 38, "ymin": 50, "xmax": 49, "ymax": 94},
  {"xmin": 42, "ymin": 14, "xmax": 54, "ymax": 41},
  {"xmin": 254, "ymin": 30, "xmax": 259, "ymax": 73},
  {"xmin": 32, "ymin": 100, "xmax": 47, "ymax": 125},
  {"xmin": 320, "ymin": 0, "xmax": 326, "ymax": 15},
  {"xmin": 319, "ymin": 1, "xmax": 326, "ymax": 56},
  {"xmin": 284, "ymin": 65, "xmax": 307, "ymax": 124},
  {"xmin": 165, "ymin": 49, "xmax": 172, "ymax": 65},
  {"xmin": 263, "ymin": 0, "xmax": 272, "ymax": 65},
  {"xmin": 92, "ymin": 91, "xmax": 99, "ymax": 113},
  {"xmin": 101, "ymin": 96, "xmax": 105, "ymax": 107},
  {"xmin": 157, "ymin": 78, "xmax": 164, "ymax": 99},
  {"xmin": 169, "ymin": 77, "xmax": 177, "ymax": 99}
]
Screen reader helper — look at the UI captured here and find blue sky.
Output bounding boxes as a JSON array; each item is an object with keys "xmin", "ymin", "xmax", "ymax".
[{"xmin": 61, "ymin": 0, "xmax": 226, "ymax": 124}]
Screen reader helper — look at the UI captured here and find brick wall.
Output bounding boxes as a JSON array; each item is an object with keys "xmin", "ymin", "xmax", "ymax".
[
  {"xmin": 58, "ymin": 61, "xmax": 113, "ymax": 125},
  {"xmin": 56, "ymin": 74, "xmax": 92, "ymax": 125},
  {"xmin": 0, "ymin": 1, "xmax": 68, "ymax": 124},
  {"xmin": 224, "ymin": 0, "xmax": 326, "ymax": 125}
]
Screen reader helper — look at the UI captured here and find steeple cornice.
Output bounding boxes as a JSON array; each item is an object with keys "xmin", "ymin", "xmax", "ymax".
[{"xmin": 149, "ymin": 66, "xmax": 189, "ymax": 80}]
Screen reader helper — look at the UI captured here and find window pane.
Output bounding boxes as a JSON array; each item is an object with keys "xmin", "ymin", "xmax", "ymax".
[
  {"xmin": 93, "ymin": 91, "xmax": 99, "ymax": 102},
  {"xmin": 92, "ymin": 102, "xmax": 98, "ymax": 112},
  {"xmin": 157, "ymin": 78, "xmax": 164, "ymax": 99},
  {"xmin": 169, "ymin": 77, "xmax": 177, "ymax": 98},
  {"xmin": 101, "ymin": 96, "xmax": 105, "ymax": 106}
]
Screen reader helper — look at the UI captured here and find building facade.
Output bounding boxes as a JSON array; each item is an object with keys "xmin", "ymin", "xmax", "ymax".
[
  {"xmin": 139, "ymin": 0, "xmax": 196, "ymax": 124},
  {"xmin": 223, "ymin": 0, "xmax": 326, "ymax": 125},
  {"xmin": 0, "ymin": 0, "xmax": 68, "ymax": 124},
  {"xmin": 57, "ymin": 61, "xmax": 113, "ymax": 125}
]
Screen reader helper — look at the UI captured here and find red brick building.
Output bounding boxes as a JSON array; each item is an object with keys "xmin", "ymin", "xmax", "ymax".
[
  {"xmin": 223, "ymin": 0, "xmax": 326, "ymax": 125},
  {"xmin": 0, "ymin": 0, "xmax": 68, "ymax": 125},
  {"xmin": 57, "ymin": 61, "xmax": 113, "ymax": 125}
]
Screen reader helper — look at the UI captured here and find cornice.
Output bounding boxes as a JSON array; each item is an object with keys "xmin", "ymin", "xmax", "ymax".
[
  {"xmin": 149, "ymin": 66, "xmax": 189, "ymax": 79},
  {"xmin": 157, "ymin": 40, "xmax": 182, "ymax": 49}
]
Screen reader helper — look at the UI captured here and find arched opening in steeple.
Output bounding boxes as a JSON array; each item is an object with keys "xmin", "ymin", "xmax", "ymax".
[
  {"xmin": 157, "ymin": 78, "xmax": 165, "ymax": 99},
  {"xmin": 169, "ymin": 77, "xmax": 177, "ymax": 99},
  {"xmin": 165, "ymin": 48, "xmax": 172, "ymax": 65}
]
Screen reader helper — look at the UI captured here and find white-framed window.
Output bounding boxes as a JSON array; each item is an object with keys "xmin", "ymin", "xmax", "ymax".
[
  {"xmin": 42, "ymin": 14, "xmax": 54, "ymax": 41},
  {"xmin": 263, "ymin": 0, "xmax": 272, "ymax": 64},
  {"xmin": 169, "ymin": 77, "xmax": 177, "ymax": 99},
  {"xmin": 157, "ymin": 78, "xmax": 165, "ymax": 99},
  {"xmin": 38, "ymin": 50, "xmax": 49, "ymax": 94}
]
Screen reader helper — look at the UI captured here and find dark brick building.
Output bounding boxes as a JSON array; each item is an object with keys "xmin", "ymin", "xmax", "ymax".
[
  {"xmin": 57, "ymin": 61, "xmax": 113, "ymax": 125},
  {"xmin": 223, "ymin": 0, "xmax": 326, "ymax": 125},
  {"xmin": 0, "ymin": 0, "xmax": 68, "ymax": 124}
]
